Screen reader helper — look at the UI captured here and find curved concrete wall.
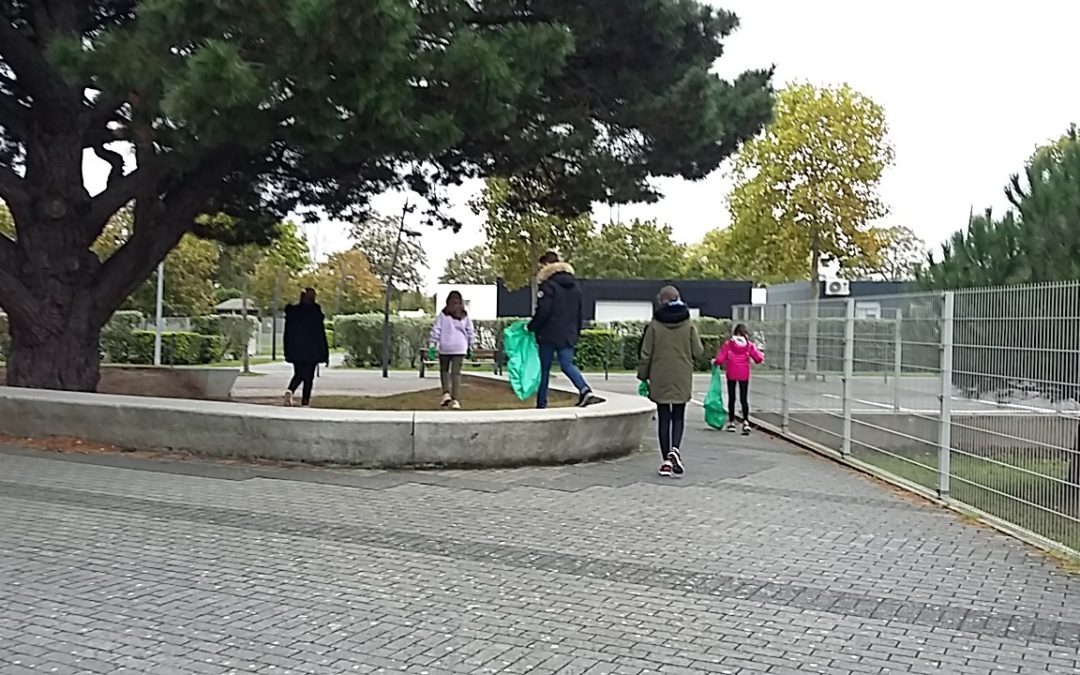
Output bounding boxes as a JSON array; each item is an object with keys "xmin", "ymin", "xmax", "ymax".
[{"xmin": 0, "ymin": 386, "xmax": 652, "ymax": 468}]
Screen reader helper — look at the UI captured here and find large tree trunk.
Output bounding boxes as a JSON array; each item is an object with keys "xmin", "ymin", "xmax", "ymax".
[
  {"xmin": 6, "ymin": 312, "xmax": 102, "ymax": 392},
  {"xmin": 4, "ymin": 253, "xmax": 105, "ymax": 392}
]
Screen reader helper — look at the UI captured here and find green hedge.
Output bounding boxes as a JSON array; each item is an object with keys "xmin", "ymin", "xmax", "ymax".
[
  {"xmin": 697, "ymin": 335, "xmax": 724, "ymax": 372},
  {"xmin": 0, "ymin": 313, "xmax": 8, "ymax": 363},
  {"xmin": 335, "ymin": 313, "xmax": 433, "ymax": 368},
  {"xmin": 574, "ymin": 329, "xmax": 616, "ymax": 370},
  {"xmin": 101, "ymin": 329, "xmax": 220, "ymax": 365},
  {"xmin": 335, "ymin": 313, "xmax": 735, "ymax": 371},
  {"xmin": 192, "ymin": 315, "xmax": 257, "ymax": 361}
]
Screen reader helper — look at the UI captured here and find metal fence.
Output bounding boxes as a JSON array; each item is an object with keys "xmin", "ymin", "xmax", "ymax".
[{"xmin": 734, "ymin": 281, "xmax": 1080, "ymax": 558}]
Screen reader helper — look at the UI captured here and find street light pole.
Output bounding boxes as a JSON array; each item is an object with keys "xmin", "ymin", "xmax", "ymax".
[
  {"xmin": 381, "ymin": 201, "xmax": 415, "ymax": 379},
  {"xmin": 270, "ymin": 268, "xmax": 283, "ymax": 361},
  {"xmin": 153, "ymin": 261, "xmax": 165, "ymax": 366}
]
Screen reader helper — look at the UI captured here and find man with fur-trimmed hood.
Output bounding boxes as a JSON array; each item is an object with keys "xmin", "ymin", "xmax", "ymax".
[{"xmin": 527, "ymin": 251, "xmax": 604, "ymax": 409}]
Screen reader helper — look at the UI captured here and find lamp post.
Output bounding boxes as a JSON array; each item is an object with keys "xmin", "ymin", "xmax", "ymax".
[
  {"xmin": 153, "ymin": 261, "xmax": 165, "ymax": 366},
  {"xmin": 520, "ymin": 230, "xmax": 539, "ymax": 314},
  {"xmin": 381, "ymin": 202, "xmax": 420, "ymax": 379}
]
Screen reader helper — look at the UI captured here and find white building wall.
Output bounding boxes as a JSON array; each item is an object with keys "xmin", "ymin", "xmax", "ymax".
[{"xmin": 433, "ymin": 284, "xmax": 498, "ymax": 320}]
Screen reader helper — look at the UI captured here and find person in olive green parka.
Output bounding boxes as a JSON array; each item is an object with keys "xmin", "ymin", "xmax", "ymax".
[{"xmin": 637, "ymin": 285, "xmax": 703, "ymax": 477}]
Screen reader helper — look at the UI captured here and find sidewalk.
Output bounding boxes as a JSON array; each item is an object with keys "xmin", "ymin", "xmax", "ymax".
[{"xmin": 1, "ymin": 406, "xmax": 1078, "ymax": 674}]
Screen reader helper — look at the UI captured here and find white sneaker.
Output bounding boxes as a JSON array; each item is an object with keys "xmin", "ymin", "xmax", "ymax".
[
  {"xmin": 283, "ymin": 391, "xmax": 294, "ymax": 407},
  {"xmin": 440, "ymin": 392, "xmax": 452, "ymax": 407},
  {"xmin": 450, "ymin": 400, "xmax": 461, "ymax": 410}
]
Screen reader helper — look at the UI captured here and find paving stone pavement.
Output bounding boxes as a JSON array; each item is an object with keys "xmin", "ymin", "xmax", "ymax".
[{"xmin": 2, "ymin": 406, "xmax": 1080, "ymax": 674}]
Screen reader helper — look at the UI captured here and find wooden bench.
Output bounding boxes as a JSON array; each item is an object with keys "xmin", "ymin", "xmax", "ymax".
[{"xmin": 418, "ymin": 349, "xmax": 504, "ymax": 378}]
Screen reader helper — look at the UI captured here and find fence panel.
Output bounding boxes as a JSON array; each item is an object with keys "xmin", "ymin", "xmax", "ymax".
[{"xmin": 737, "ymin": 281, "xmax": 1080, "ymax": 558}]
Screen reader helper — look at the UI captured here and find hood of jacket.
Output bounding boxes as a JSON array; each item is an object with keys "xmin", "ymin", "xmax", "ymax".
[
  {"xmin": 537, "ymin": 261, "xmax": 577, "ymax": 288},
  {"xmin": 729, "ymin": 335, "xmax": 751, "ymax": 352},
  {"xmin": 653, "ymin": 302, "xmax": 691, "ymax": 328},
  {"xmin": 286, "ymin": 302, "xmax": 323, "ymax": 317}
]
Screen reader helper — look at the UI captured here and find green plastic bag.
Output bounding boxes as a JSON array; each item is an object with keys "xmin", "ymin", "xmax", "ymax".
[
  {"xmin": 703, "ymin": 366, "xmax": 728, "ymax": 429},
  {"xmin": 504, "ymin": 320, "xmax": 541, "ymax": 400},
  {"xmin": 637, "ymin": 380, "xmax": 650, "ymax": 398}
]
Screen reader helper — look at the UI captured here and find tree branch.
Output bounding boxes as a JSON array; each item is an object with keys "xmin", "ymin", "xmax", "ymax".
[
  {"xmin": 92, "ymin": 143, "xmax": 126, "ymax": 186},
  {"xmin": 0, "ymin": 20, "xmax": 64, "ymax": 106},
  {"xmin": 83, "ymin": 93, "xmax": 128, "ymax": 135},
  {"xmin": 0, "ymin": 92, "xmax": 32, "ymax": 140},
  {"xmin": 86, "ymin": 168, "xmax": 139, "ymax": 231},
  {"xmin": 92, "ymin": 150, "xmax": 240, "ymax": 322},
  {"xmin": 0, "ymin": 163, "xmax": 29, "ymax": 209}
]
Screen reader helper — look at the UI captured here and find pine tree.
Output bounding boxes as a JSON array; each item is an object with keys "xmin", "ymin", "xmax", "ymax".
[{"xmin": 0, "ymin": 1, "xmax": 773, "ymax": 390}]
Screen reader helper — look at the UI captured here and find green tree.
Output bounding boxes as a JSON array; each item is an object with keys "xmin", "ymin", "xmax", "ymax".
[
  {"xmin": 440, "ymin": 246, "xmax": 496, "ymax": 285},
  {"xmin": 302, "ymin": 249, "xmax": 383, "ymax": 316},
  {"xmin": 348, "ymin": 216, "xmax": 428, "ymax": 290},
  {"xmin": 0, "ymin": 1, "xmax": 772, "ymax": 390},
  {"xmin": 472, "ymin": 178, "xmax": 592, "ymax": 303},
  {"xmin": 920, "ymin": 127, "xmax": 1080, "ymax": 289},
  {"xmin": 681, "ymin": 228, "xmax": 745, "ymax": 280},
  {"xmin": 218, "ymin": 220, "xmax": 312, "ymax": 314},
  {"xmin": 728, "ymin": 83, "xmax": 894, "ymax": 372},
  {"xmin": 93, "ymin": 209, "xmax": 220, "ymax": 317},
  {"xmin": 841, "ymin": 225, "xmax": 926, "ymax": 281},
  {"xmin": 918, "ymin": 209, "xmax": 1027, "ymax": 289},
  {"xmin": 573, "ymin": 220, "xmax": 685, "ymax": 279},
  {"xmin": 727, "ymin": 83, "xmax": 895, "ymax": 286}
]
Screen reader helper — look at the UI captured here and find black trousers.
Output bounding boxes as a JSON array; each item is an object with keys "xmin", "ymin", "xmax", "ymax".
[
  {"xmin": 288, "ymin": 362, "xmax": 317, "ymax": 405},
  {"xmin": 727, "ymin": 379, "xmax": 749, "ymax": 422},
  {"xmin": 656, "ymin": 403, "xmax": 686, "ymax": 459}
]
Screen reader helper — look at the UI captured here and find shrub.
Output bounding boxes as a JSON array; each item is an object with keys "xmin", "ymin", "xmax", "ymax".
[
  {"xmin": 335, "ymin": 313, "xmax": 384, "ymax": 366},
  {"xmin": 111, "ymin": 330, "xmax": 217, "ymax": 365},
  {"xmin": 0, "ymin": 313, "xmax": 8, "ymax": 363},
  {"xmin": 697, "ymin": 335, "xmax": 724, "ymax": 371},
  {"xmin": 574, "ymin": 329, "xmax": 616, "ymax": 370},
  {"xmin": 473, "ymin": 318, "xmax": 527, "ymax": 351},
  {"xmin": 99, "ymin": 311, "xmax": 146, "ymax": 364},
  {"xmin": 192, "ymin": 315, "xmax": 258, "ymax": 361}
]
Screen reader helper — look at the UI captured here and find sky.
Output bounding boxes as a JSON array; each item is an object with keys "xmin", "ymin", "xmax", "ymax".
[{"xmin": 83, "ymin": 1, "xmax": 1080, "ymax": 291}]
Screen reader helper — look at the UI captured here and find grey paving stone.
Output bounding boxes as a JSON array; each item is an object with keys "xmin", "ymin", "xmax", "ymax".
[{"xmin": 1, "ymin": 413, "xmax": 1079, "ymax": 674}]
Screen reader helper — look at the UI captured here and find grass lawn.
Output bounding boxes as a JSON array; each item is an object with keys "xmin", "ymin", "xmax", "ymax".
[
  {"xmin": 239, "ymin": 377, "xmax": 576, "ymax": 411},
  {"xmin": 857, "ymin": 448, "xmax": 1079, "ymax": 554}
]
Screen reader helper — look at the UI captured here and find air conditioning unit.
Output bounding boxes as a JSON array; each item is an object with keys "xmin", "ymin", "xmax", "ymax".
[{"xmin": 824, "ymin": 279, "xmax": 850, "ymax": 297}]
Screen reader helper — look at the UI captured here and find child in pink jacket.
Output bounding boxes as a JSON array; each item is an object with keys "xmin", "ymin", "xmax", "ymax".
[{"xmin": 714, "ymin": 323, "xmax": 764, "ymax": 435}]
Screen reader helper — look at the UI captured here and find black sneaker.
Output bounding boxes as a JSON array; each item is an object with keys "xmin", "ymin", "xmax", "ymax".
[
  {"xmin": 668, "ymin": 449, "xmax": 685, "ymax": 476},
  {"xmin": 726, "ymin": 422, "xmax": 737, "ymax": 433},
  {"xmin": 577, "ymin": 390, "xmax": 605, "ymax": 407},
  {"xmin": 741, "ymin": 422, "xmax": 751, "ymax": 436}
]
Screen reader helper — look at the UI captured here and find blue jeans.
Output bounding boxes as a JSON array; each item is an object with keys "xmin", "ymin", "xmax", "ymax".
[{"xmin": 537, "ymin": 344, "xmax": 590, "ymax": 409}]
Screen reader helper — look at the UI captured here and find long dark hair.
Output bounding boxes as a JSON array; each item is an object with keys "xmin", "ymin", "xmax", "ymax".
[
  {"xmin": 733, "ymin": 323, "xmax": 749, "ymax": 338},
  {"xmin": 442, "ymin": 291, "xmax": 467, "ymax": 319}
]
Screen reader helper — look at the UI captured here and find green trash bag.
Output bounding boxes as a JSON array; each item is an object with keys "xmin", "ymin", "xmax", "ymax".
[
  {"xmin": 703, "ymin": 366, "xmax": 728, "ymax": 429},
  {"xmin": 503, "ymin": 320, "xmax": 541, "ymax": 400},
  {"xmin": 637, "ymin": 380, "xmax": 650, "ymax": 398}
]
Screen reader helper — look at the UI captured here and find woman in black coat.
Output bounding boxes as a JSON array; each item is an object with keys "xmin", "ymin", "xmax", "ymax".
[{"xmin": 283, "ymin": 288, "xmax": 330, "ymax": 406}]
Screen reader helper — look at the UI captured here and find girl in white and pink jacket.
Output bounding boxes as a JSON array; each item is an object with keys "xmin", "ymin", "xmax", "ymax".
[{"xmin": 429, "ymin": 291, "xmax": 475, "ymax": 409}]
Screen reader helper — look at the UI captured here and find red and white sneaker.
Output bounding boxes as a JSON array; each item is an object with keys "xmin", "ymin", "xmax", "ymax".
[{"xmin": 658, "ymin": 461, "xmax": 673, "ymax": 477}]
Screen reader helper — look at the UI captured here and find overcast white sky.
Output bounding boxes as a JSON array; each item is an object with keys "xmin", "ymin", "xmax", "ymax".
[{"xmin": 83, "ymin": 1, "xmax": 1080, "ymax": 290}]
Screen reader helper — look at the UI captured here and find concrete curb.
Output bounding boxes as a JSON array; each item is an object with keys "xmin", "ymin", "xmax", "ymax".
[{"xmin": 0, "ymin": 385, "xmax": 652, "ymax": 469}]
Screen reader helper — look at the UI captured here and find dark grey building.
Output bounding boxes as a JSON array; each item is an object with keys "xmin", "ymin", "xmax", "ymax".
[{"xmin": 497, "ymin": 279, "xmax": 753, "ymax": 321}]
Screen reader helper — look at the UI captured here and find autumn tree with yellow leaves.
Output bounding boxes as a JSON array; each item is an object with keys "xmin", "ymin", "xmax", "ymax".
[{"xmin": 726, "ymin": 83, "xmax": 894, "ymax": 288}]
